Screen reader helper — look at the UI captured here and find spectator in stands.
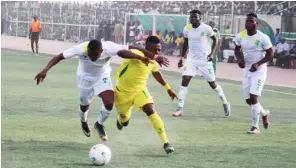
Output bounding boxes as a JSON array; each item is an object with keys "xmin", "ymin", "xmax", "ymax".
[
  {"xmin": 129, "ymin": 21, "xmax": 136, "ymax": 44},
  {"xmin": 175, "ymin": 33, "xmax": 184, "ymax": 56},
  {"xmin": 163, "ymin": 31, "xmax": 176, "ymax": 55},
  {"xmin": 275, "ymin": 28, "xmax": 281, "ymax": 44},
  {"xmin": 114, "ymin": 20, "xmax": 123, "ymax": 43},
  {"xmin": 275, "ymin": 38, "xmax": 290, "ymax": 67},
  {"xmin": 155, "ymin": 30, "xmax": 163, "ymax": 40}
]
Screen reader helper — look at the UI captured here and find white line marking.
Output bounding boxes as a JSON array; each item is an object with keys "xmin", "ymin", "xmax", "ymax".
[{"xmin": 3, "ymin": 50, "xmax": 296, "ymax": 96}]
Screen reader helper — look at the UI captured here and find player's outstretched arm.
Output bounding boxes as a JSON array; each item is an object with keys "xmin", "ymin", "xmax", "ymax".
[
  {"xmin": 128, "ymin": 45, "xmax": 169, "ymax": 67},
  {"xmin": 34, "ymin": 53, "xmax": 65, "ymax": 85},
  {"xmin": 152, "ymin": 71, "xmax": 178, "ymax": 101},
  {"xmin": 117, "ymin": 50, "xmax": 152, "ymax": 65}
]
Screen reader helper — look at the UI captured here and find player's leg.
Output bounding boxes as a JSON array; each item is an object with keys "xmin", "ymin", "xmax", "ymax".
[
  {"xmin": 30, "ymin": 38, "xmax": 35, "ymax": 54},
  {"xmin": 35, "ymin": 38, "xmax": 39, "ymax": 55},
  {"xmin": 172, "ymin": 59, "xmax": 196, "ymax": 117},
  {"xmin": 78, "ymin": 87, "xmax": 95, "ymax": 137},
  {"xmin": 247, "ymin": 72, "xmax": 269, "ymax": 134},
  {"xmin": 93, "ymin": 75, "xmax": 114, "ymax": 141},
  {"xmin": 200, "ymin": 62, "xmax": 231, "ymax": 117},
  {"xmin": 114, "ymin": 88, "xmax": 133, "ymax": 130},
  {"xmin": 135, "ymin": 89, "xmax": 174, "ymax": 154}
]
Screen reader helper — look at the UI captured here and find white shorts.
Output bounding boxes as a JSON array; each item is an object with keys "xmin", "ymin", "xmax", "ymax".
[
  {"xmin": 242, "ymin": 67, "xmax": 267, "ymax": 99},
  {"xmin": 182, "ymin": 58, "xmax": 215, "ymax": 82},
  {"xmin": 77, "ymin": 74, "xmax": 113, "ymax": 105}
]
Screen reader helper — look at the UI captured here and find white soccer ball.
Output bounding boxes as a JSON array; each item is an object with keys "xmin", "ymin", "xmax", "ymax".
[{"xmin": 89, "ymin": 144, "xmax": 112, "ymax": 166}]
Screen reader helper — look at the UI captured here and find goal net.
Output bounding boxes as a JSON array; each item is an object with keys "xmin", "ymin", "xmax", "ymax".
[{"xmin": 123, "ymin": 13, "xmax": 190, "ymax": 45}]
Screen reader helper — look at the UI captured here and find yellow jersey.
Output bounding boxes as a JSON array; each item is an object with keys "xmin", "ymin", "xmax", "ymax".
[{"xmin": 115, "ymin": 49, "xmax": 159, "ymax": 93}]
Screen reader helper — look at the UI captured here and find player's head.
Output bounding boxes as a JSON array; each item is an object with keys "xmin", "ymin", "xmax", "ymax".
[
  {"xmin": 209, "ymin": 21, "xmax": 215, "ymax": 28},
  {"xmin": 245, "ymin": 13, "xmax": 258, "ymax": 31},
  {"xmin": 145, "ymin": 36, "xmax": 161, "ymax": 54},
  {"xmin": 189, "ymin": 10, "xmax": 201, "ymax": 25},
  {"xmin": 33, "ymin": 15, "xmax": 37, "ymax": 21},
  {"xmin": 87, "ymin": 40, "xmax": 103, "ymax": 62}
]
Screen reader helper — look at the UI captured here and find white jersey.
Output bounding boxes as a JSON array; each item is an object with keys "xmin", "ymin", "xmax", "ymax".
[
  {"xmin": 234, "ymin": 30, "xmax": 272, "ymax": 68},
  {"xmin": 62, "ymin": 41, "xmax": 128, "ymax": 80},
  {"xmin": 183, "ymin": 23, "xmax": 215, "ymax": 63}
]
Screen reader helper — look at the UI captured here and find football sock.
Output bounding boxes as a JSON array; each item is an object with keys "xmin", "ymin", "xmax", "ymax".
[
  {"xmin": 251, "ymin": 103, "xmax": 261, "ymax": 128},
  {"xmin": 258, "ymin": 102, "xmax": 268, "ymax": 116},
  {"xmin": 149, "ymin": 112, "xmax": 168, "ymax": 144},
  {"xmin": 214, "ymin": 84, "xmax": 228, "ymax": 104},
  {"xmin": 98, "ymin": 105, "xmax": 111, "ymax": 125},
  {"xmin": 177, "ymin": 86, "xmax": 188, "ymax": 109},
  {"xmin": 79, "ymin": 108, "xmax": 88, "ymax": 122}
]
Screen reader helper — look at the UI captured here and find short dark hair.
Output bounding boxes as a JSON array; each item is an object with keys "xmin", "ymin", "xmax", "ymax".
[
  {"xmin": 247, "ymin": 13, "xmax": 257, "ymax": 18},
  {"xmin": 88, "ymin": 39, "xmax": 102, "ymax": 51},
  {"xmin": 146, "ymin": 36, "xmax": 160, "ymax": 44},
  {"xmin": 190, "ymin": 10, "xmax": 201, "ymax": 15}
]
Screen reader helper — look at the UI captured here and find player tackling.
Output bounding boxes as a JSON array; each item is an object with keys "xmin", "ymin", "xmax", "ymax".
[
  {"xmin": 114, "ymin": 36, "xmax": 177, "ymax": 154},
  {"xmin": 34, "ymin": 40, "xmax": 169, "ymax": 141},
  {"xmin": 172, "ymin": 10, "xmax": 231, "ymax": 117},
  {"xmin": 234, "ymin": 13, "xmax": 272, "ymax": 134}
]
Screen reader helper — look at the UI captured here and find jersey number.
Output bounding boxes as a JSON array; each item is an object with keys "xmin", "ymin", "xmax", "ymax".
[{"xmin": 103, "ymin": 78, "xmax": 109, "ymax": 83}]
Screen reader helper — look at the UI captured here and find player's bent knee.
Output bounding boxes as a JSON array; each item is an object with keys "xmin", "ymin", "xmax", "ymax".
[
  {"xmin": 142, "ymin": 103, "xmax": 155, "ymax": 116},
  {"xmin": 249, "ymin": 94, "xmax": 258, "ymax": 104},
  {"xmin": 208, "ymin": 81, "xmax": 216, "ymax": 89},
  {"xmin": 245, "ymin": 99, "xmax": 252, "ymax": 105},
  {"xmin": 181, "ymin": 76, "xmax": 192, "ymax": 87},
  {"xmin": 80, "ymin": 105, "xmax": 89, "ymax": 112},
  {"xmin": 104, "ymin": 103, "xmax": 114, "ymax": 111}
]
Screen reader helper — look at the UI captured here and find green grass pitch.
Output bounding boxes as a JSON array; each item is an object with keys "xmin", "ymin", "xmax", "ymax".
[{"xmin": 1, "ymin": 48, "xmax": 296, "ymax": 168}]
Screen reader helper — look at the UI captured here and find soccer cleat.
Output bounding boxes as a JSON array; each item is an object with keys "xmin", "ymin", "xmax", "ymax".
[
  {"xmin": 94, "ymin": 122, "xmax": 107, "ymax": 141},
  {"xmin": 163, "ymin": 143, "xmax": 174, "ymax": 154},
  {"xmin": 81, "ymin": 121, "xmax": 91, "ymax": 137},
  {"xmin": 262, "ymin": 110, "xmax": 270, "ymax": 129},
  {"xmin": 172, "ymin": 107, "xmax": 184, "ymax": 117},
  {"xmin": 223, "ymin": 103, "xmax": 231, "ymax": 117},
  {"xmin": 116, "ymin": 120, "xmax": 123, "ymax": 130},
  {"xmin": 247, "ymin": 126, "xmax": 260, "ymax": 134}
]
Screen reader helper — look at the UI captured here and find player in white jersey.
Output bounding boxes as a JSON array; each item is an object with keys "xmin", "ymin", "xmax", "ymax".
[
  {"xmin": 172, "ymin": 10, "xmax": 231, "ymax": 117},
  {"xmin": 34, "ymin": 40, "xmax": 169, "ymax": 141},
  {"xmin": 234, "ymin": 13, "xmax": 273, "ymax": 134}
]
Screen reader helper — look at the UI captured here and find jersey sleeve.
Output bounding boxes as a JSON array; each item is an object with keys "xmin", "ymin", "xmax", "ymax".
[
  {"xmin": 62, "ymin": 42, "xmax": 86, "ymax": 59},
  {"xmin": 104, "ymin": 41, "xmax": 129, "ymax": 56},
  {"xmin": 234, "ymin": 34, "xmax": 241, "ymax": 46},
  {"xmin": 206, "ymin": 25, "xmax": 215, "ymax": 37},
  {"xmin": 262, "ymin": 34, "xmax": 273, "ymax": 50},
  {"xmin": 183, "ymin": 26, "xmax": 188, "ymax": 38}
]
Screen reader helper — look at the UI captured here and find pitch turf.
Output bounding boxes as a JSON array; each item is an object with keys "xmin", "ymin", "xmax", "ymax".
[{"xmin": 1, "ymin": 48, "xmax": 296, "ymax": 168}]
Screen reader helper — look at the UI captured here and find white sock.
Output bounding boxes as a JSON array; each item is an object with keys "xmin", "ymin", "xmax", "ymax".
[
  {"xmin": 98, "ymin": 105, "xmax": 112, "ymax": 125},
  {"xmin": 214, "ymin": 84, "xmax": 228, "ymax": 104},
  {"xmin": 79, "ymin": 108, "xmax": 88, "ymax": 122},
  {"xmin": 177, "ymin": 86, "xmax": 188, "ymax": 108},
  {"xmin": 251, "ymin": 103, "xmax": 261, "ymax": 128},
  {"xmin": 258, "ymin": 102, "xmax": 268, "ymax": 116}
]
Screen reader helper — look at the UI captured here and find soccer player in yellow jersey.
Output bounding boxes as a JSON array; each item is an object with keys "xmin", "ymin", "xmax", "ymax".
[{"xmin": 115, "ymin": 36, "xmax": 178, "ymax": 154}]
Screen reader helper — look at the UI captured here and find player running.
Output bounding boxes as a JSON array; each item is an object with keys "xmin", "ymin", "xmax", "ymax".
[
  {"xmin": 234, "ymin": 13, "xmax": 273, "ymax": 134},
  {"xmin": 114, "ymin": 36, "xmax": 178, "ymax": 154},
  {"xmin": 34, "ymin": 39, "xmax": 169, "ymax": 141},
  {"xmin": 172, "ymin": 10, "xmax": 231, "ymax": 117}
]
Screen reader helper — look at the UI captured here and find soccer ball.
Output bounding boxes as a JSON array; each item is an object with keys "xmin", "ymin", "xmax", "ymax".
[{"xmin": 89, "ymin": 144, "xmax": 112, "ymax": 166}]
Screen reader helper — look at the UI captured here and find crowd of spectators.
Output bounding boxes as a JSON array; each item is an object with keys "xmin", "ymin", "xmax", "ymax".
[{"xmin": 1, "ymin": 1, "xmax": 295, "ymax": 44}]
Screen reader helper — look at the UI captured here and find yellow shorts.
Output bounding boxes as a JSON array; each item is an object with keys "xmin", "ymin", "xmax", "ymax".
[{"xmin": 114, "ymin": 86, "xmax": 153, "ymax": 123}]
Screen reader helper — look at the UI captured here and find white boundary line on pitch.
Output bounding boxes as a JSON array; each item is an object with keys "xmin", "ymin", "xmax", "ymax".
[{"xmin": 3, "ymin": 49, "xmax": 296, "ymax": 96}]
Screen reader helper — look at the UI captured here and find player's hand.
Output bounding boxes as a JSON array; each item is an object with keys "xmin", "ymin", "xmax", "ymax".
[
  {"xmin": 207, "ymin": 53, "xmax": 213, "ymax": 62},
  {"xmin": 167, "ymin": 89, "xmax": 178, "ymax": 101},
  {"xmin": 139, "ymin": 57, "xmax": 153, "ymax": 66},
  {"xmin": 34, "ymin": 70, "xmax": 47, "ymax": 85},
  {"xmin": 178, "ymin": 58, "xmax": 184, "ymax": 68},
  {"xmin": 237, "ymin": 60, "xmax": 245, "ymax": 69},
  {"xmin": 249, "ymin": 63, "xmax": 259, "ymax": 72},
  {"xmin": 155, "ymin": 55, "xmax": 169, "ymax": 67}
]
